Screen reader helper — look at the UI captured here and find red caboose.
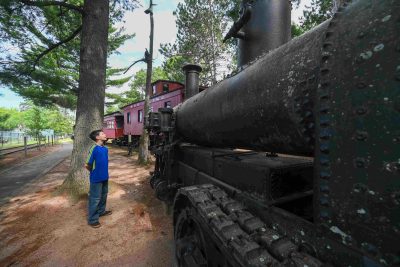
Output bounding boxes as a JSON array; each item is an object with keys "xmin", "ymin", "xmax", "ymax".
[
  {"xmin": 102, "ymin": 111, "xmax": 124, "ymax": 144},
  {"xmin": 120, "ymin": 80, "xmax": 184, "ymax": 144}
]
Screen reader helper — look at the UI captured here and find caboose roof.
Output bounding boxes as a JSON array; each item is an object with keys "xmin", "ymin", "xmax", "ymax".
[
  {"xmin": 120, "ymin": 86, "xmax": 184, "ymax": 110},
  {"xmin": 104, "ymin": 111, "xmax": 124, "ymax": 117},
  {"xmin": 151, "ymin": 80, "xmax": 184, "ymax": 86}
]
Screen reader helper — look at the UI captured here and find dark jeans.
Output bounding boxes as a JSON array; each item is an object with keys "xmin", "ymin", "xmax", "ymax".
[{"xmin": 88, "ymin": 180, "xmax": 108, "ymax": 224}]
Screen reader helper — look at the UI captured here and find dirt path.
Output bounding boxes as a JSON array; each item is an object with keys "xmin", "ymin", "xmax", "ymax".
[
  {"xmin": 0, "ymin": 147, "xmax": 174, "ymax": 267},
  {"xmin": 0, "ymin": 144, "xmax": 72, "ymax": 206},
  {"xmin": 0, "ymin": 144, "xmax": 62, "ymax": 171}
]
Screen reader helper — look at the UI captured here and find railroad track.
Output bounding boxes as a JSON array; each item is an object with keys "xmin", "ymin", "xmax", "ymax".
[{"xmin": 0, "ymin": 144, "xmax": 46, "ymax": 156}]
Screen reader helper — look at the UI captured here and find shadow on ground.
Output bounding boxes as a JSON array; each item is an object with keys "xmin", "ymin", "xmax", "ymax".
[{"xmin": 0, "ymin": 147, "xmax": 174, "ymax": 267}]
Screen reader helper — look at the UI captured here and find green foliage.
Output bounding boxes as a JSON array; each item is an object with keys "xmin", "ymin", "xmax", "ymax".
[
  {"xmin": 291, "ymin": 23, "xmax": 306, "ymax": 38},
  {"xmin": 0, "ymin": 1, "xmax": 138, "ymax": 109},
  {"xmin": 44, "ymin": 108, "xmax": 74, "ymax": 134},
  {"xmin": 300, "ymin": 0, "xmax": 333, "ymax": 32},
  {"xmin": 131, "ymin": 67, "xmax": 169, "ymax": 91},
  {"xmin": 105, "ymin": 66, "xmax": 169, "ymax": 113},
  {"xmin": 0, "ymin": 107, "xmax": 24, "ymax": 130},
  {"xmin": 160, "ymin": 0, "xmax": 240, "ymax": 86},
  {"xmin": 161, "ymin": 56, "xmax": 187, "ymax": 83},
  {"xmin": 23, "ymin": 105, "xmax": 46, "ymax": 136},
  {"xmin": 0, "ymin": 104, "xmax": 73, "ymax": 134},
  {"xmin": 105, "ymin": 90, "xmax": 143, "ymax": 113},
  {"xmin": 159, "ymin": 0, "xmax": 304, "ymax": 82}
]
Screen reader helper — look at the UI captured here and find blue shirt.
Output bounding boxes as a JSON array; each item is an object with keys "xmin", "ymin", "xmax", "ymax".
[{"xmin": 86, "ymin": 144, "xmax": 109, "ymax": 183}]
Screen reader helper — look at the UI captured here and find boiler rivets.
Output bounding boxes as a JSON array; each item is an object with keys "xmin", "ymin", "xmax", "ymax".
[
  {"xmin": 323, "ymin": 43, "xmax": 333, "ymax": 50},
  {"xmin": 391, "ymin": 192, "xmax": 400, "ymax": 205},
  {"xmin": 395, "ymin": 65, "xmax": 400, "ymax": 81},
  {"xmin": 320, "ymin": 210, "xmax": 331, "ymax": 220},
  {"xmin": 320, "ymin": 91, "xmax": 329, "ymax": 100},
  {"xmin": 320, "ymin": 171, "xmax": 331, "ymax": 179},
  {"xmin": 320, "ymin": 157, "xmax": 330, "ymax": 166},
  {"xmin": 320, "ymin": 145, "xmax": 330, "ymax": 154},
  {"xmin": 320, "ymin": 184, "xmax": 330, "ymax": 193},
  {"xmin": 320, "ymin": 129, "xmax": 331, "ymax": 140},
  {"xmin": 354, "ymin": 157, "xmax": 367, "ymax": 168},
  {"xmin": 356, "ymin": 107, "xmax": 367, "ymax": 115},
  {"xmin": 320, "ymin": 117, "xmax": 330, "ymax": 126},
  {"xmin": 355, "ymin": 131, "xmax": 368, "ymax": 141},
  {"xmin": 320, "ymin": 105, "xmax": 330, "ymax": 113},
  {"xmin": 320, "ymin": 197, "xmax": 330, "ymax": 206},
  {"xmin": 357, "ymin": 82, "xmax": 367, "ymax": 89},
  {"xmin": 361, "ymin": 242, "xmax": 378, "ymax": 255},
  {"xmin": 321, "ymin": 68, "xmax": 329, "ymax": 76}
]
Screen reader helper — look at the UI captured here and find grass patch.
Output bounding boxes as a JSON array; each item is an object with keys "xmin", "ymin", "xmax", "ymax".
[{"xmin": 0, "ymin": 140, "xmax": 38, "ymax": 150}]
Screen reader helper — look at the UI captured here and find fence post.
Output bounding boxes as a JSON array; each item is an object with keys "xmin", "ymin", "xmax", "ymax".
[
  {"xmin": 52, "ymin": 135, "xmax": 54, "ymax": 146},
  {"xmin": 24, "ymin": 136, "xmax": 27, "ymax": 156}
]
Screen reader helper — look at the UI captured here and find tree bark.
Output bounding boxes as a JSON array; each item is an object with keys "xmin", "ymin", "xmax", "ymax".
[
  {"xmin": 138, "ymin": 1, "xmax": 154, "ymax": 165},
  {"xmin": 62, "ymin": 0, "xmax": 109, "ymax": 196}
]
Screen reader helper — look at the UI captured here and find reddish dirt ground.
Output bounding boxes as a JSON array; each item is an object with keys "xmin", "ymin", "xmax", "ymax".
[{"xmin": 0, "ymin": 147, "xmax": 174, "ymax": 267}]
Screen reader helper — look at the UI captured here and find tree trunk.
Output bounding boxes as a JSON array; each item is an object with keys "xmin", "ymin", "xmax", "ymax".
[
  {"xmin": 208, "ymin": 0, "xmax": 217, "ymax": 85},
  {"xmin": 62, "ymin": 0, "xmax": 109, "ymax": 197},
  {"xmin": 138, "ymin": 3, "xmax": 154, "ymax": 165}
]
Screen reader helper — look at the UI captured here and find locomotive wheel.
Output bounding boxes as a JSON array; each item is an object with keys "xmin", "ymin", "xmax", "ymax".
[
  {"xmin": 175, "ymin": 206, "xmax": 230, "ymax": 267},
  {"xmin": 175, "ymin": 207, "xmax": 209, "ymax": 267},
  {"xmin": 173, "ymin": 184, "xmax": 323, "ymax": 267}
]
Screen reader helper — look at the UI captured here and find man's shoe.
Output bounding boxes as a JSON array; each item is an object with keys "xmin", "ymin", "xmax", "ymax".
[
  {"xmin": 89, "ymin": 222, "xmax": 101, "ymax": 228},
  {"xmin": 99, "ymin": 210, "xmax": 112, "ymax": 217}
]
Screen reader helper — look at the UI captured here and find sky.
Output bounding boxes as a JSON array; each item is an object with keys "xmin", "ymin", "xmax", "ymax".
[{"xmin": 0, "ymin": 0, "xmax": 310, "ymax": 109}]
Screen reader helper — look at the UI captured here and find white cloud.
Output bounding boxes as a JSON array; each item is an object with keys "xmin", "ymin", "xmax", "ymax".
[
  {"xmin": 108, "ymin": 2, "xmax": 179, "ymax": 94},
  {"xmin": 292, "ymin": 0, "xmax": 312, "ymax": 24}
]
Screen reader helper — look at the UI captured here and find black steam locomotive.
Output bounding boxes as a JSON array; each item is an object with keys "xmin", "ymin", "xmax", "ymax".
[{"xmin": 147, "ymin": 0, "xmax": 400, "ymax": 266}]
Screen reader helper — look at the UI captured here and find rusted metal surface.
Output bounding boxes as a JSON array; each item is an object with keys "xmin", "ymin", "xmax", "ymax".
[{"xmin": 176, "ymin": 21, "xmax": 329, "ymax": 156}]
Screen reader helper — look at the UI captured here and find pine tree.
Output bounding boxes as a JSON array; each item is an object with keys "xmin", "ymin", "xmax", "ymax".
[
  {"xmin": 0, "ymin": 1, "xmax": 136, "ymax": 109},
  {"xmin": 0, "ymin": 0, "xmax": 138, "ymax": 196},
  {"xmin": 160, "ymin": 0, "xmax": 240, "ymax": 86}
]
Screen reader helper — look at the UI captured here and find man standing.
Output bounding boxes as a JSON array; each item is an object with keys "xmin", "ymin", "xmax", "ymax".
[{"xmin": 85, "ymin": 130, "xmax": 112, "ymax": 228}]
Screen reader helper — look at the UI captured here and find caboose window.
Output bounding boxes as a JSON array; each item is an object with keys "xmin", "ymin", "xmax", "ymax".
[
  {"xmin": 163, "ymin": 83, "xmax": 169, "ymax": 93},
  {"xmin": 138, "ymin": 109, "xmax": 143, "ymax": 123},
  {"xmin": 164, "ymin": 101, "xmax": 171, "ymax": 108},
  {"xmin": 127, "ymin": 112, "xmax": 131, "ymax": 124},
  {"xmin": 152, "ymin": 85, "xmax": 156, "ymax": 95}
]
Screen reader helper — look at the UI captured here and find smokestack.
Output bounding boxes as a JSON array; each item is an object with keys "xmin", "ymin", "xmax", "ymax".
[
  {"xmin": 182, "ymin": 63, "xmax": 202, "ymax": 100},
  {"xmin": 237, "ymin": 0, "xmax": 291, "ymax": 67}
]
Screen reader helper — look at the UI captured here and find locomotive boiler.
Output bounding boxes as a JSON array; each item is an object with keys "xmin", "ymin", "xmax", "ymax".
[{"xmin": 147, "ymin": 0, "xmax": 400, "ymax": 266}]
